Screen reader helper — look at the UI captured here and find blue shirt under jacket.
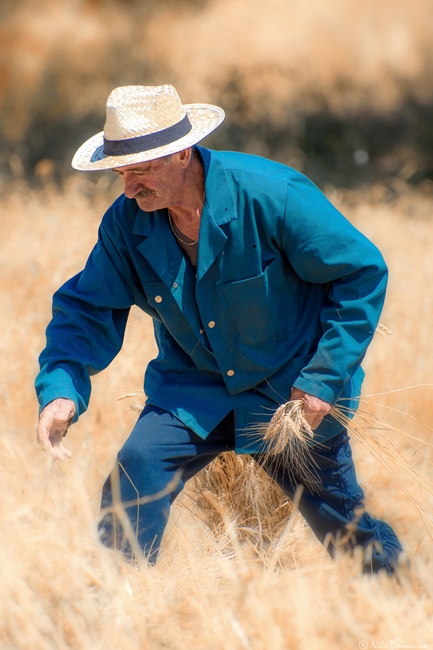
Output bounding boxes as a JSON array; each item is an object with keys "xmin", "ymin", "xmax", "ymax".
[{"xmin": 35, "ymin": 147, "xmax": 387, "ymax": 451}]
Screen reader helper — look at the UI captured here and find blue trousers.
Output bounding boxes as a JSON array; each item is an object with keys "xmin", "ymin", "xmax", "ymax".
[{"xmin": 99, "ymin": 406, "xmax": 403, "ymax": 572}]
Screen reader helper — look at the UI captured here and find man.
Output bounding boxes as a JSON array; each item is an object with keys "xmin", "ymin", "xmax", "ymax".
[{"xmin": 36, "ymin": 84, "xmax": 403, "ymax": 571}]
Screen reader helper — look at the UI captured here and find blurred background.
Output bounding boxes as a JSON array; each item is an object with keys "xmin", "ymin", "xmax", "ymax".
[{"xmin": 1, "ymin": 0, "xmax": 433, "ymax": 192}]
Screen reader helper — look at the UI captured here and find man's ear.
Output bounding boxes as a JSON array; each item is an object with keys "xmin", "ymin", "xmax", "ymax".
[{"xmin": 177, "ymin": 147, "xmax": 193, "ymax": 168}]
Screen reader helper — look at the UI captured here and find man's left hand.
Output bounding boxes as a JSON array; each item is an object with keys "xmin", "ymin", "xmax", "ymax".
[
  {"xmin": 37, "ymin": 398, "xmax": 75, "ymax": 461},
  {"xmin": 290, "ymin": 388, "xmax": 332, "ymax": 430}
]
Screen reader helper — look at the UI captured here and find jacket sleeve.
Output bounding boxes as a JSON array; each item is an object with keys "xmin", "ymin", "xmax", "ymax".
[
  {"xmin": 35, "ymin": 220, "xmax": 136, "ymax": 421},
  {"xmin": 281, "ymin": 174, "xmax": 387, "ymax": 405}
]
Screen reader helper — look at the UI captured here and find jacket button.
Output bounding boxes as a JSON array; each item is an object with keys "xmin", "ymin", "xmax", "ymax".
[
  {"xmin": 200, "ymin": 328, "xmax": 205, "ymax": 334},
  {"xmin": 173, "ymin": 282, "xmax": 178, "ymax": 289},
  {"xmin": 227, "ymin": 369, "xmax": 235, "ymax": 377},
  {"xmin": 155, "ymin": 295, "xmax": 163, "ymax": 303},
  {"xmin": 208, "ymin": 320, "xmax": 216, "ymax": 328}
]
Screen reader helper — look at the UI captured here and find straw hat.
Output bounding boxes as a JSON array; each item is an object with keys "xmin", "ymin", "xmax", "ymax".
[{"xmin": 72, "ymin": 85, "xmax": 225, "ymax": 171}]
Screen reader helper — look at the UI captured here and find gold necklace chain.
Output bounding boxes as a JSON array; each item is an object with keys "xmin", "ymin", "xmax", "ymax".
[{"xmin": 168, "ymin": 210, "xmax": 198, "ymax": 246}]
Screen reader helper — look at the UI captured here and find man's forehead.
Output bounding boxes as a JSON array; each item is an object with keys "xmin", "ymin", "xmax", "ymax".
[{"xmin": 112, "ymin": 159, "xmax": 160, "ymax": 172}]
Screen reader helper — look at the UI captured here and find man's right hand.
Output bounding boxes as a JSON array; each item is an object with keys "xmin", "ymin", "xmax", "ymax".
[{"xmin": 37, "ymin": 398, "xmax": 76, "ymax": 461}]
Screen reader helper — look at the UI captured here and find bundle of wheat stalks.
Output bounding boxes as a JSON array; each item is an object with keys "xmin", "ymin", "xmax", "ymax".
[{"xmin": 191, "ymin": 453, "xmax": 305, "ymax": 560}]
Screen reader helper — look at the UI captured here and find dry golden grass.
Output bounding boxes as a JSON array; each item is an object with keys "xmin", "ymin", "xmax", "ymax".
[{"xmin": 1, "ymin": 178, "xmax": 433, "ymax": 648}]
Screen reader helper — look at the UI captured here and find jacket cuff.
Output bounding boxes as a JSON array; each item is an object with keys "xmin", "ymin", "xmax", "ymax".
[{"xmin": 35, "ymin": 367, "xmax": 85, "ymax": 423}]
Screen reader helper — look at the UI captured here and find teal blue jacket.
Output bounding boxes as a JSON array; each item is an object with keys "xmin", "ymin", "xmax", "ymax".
[{"xmin": 36, "ymin": 147, "xmax": 387, "ymax": 451}]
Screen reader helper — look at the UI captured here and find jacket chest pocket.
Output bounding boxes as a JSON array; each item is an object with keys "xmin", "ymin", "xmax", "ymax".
[{"xmin": 222, "ymin": 258, "xmax": 297, "ymax": 345}]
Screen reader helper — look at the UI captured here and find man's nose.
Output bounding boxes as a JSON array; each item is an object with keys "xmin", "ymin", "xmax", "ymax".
[{"xmin": 122, "ymin": 174, "xmax": 143, "ymax": 198}]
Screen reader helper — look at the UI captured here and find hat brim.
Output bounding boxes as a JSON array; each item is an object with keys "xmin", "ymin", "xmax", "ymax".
[{"xmin": 71, "ymin": 104, "xmax": 225, "ymax": 171}]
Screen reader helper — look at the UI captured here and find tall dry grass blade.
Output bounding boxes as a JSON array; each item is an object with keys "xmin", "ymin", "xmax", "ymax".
[
  {"xmin": 332, "ymin": 404, "xmax": 433, "ymax": 541},
  {"xmin": 202, "ymin": 489, "xmax": 248, "ymax": 573},
  {"xmin": 266, "ymin": 485, "xmax": 304, "ymax": 575},
  {"xmin": 117, "ymin": 392, "xmax": 145, "ymax": 413},
  {"xmin": 102, "ymin": 458, "xmax": 145, "ymax": 562},
  {"xmin": 39, "ymin": 454, "xmax": 55, "ymax": 519},
  {"xmin": 98, "ymin": 469, "xmax": 182, "ymax": 561}
]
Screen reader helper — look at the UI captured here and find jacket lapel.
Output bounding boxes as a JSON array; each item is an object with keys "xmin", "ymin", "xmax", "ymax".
[
  {"xmin": 132, "ymin": 208, "xmax": 203, "ymax": 333},
  {"xmin": 133, "ymin": 209, "xmax": 181, "ymax": 288},
  {"xmin": 195, "ymin": 147, "xmax": 238, "ymax": 283}
]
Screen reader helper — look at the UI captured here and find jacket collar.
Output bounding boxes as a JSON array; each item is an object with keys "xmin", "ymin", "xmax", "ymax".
[{"xmin": 197, "ymin": 146, "xmax": 237, "ymax": 227}]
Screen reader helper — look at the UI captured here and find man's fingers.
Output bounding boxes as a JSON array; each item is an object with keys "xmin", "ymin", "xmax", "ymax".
[
  {"xmin": 290, "ymin": 387, "xmax": 332, "ymax": 430},
  {"xmin": 49, "ymin": 442, "xmax": 72, "ymax": 461},
  {"xmin": 59, "ymin": 442, "xmax": 72, "ymax": 458},
  {"xmin": 37, "ymin": 410, "xmax": 55, "ymax": 450},
  {"xmin": 42, "ymin": 434, "xmax": 72, "ymax": 461}
]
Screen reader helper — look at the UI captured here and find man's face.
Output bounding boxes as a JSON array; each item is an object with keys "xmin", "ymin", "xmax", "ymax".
[{"xmin": 113, "ymin": 155, "xmax": 182, "ymax": 212}]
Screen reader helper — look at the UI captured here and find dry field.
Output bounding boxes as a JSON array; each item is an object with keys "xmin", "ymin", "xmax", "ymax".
[
  {"xmin": 1, "ymin": 0, "xmax": 433, "ymax": 647},
  {"xmin": 0, "ymin": 176, "xmax": 433, "ymax": 649}
]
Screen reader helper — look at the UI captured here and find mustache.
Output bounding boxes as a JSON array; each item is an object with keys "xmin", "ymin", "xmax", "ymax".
[{"xmin": 134, "ymin": 188, "xmax": 154, "ymax": 199}]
